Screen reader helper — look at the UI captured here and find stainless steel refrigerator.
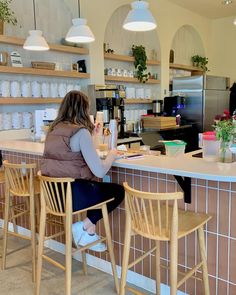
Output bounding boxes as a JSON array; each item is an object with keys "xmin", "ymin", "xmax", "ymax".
[{"xmin": 172, "ymin": 75, "xmax": 230, "ymax": 132}]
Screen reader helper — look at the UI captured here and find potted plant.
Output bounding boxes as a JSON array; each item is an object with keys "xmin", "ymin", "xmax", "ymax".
[
  {"xmin": 213, "ymin": 111, "xmax": 236, "ymax": 162},
  {"xmin": 191, "ymin": 55, "xmax": 209, "ymax": 72},
  {"xmin": 0, "ymin": 0, "xmax": 17, "ymax": 34},
  {"xmin": 132, "ymin": 45, "xmax": 150, "ymax": 83}
]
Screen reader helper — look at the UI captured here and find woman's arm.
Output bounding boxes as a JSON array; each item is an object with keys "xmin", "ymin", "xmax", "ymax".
[{"xmin": 70, "ymin": 128, "xmax": 116, "ymax": 178}]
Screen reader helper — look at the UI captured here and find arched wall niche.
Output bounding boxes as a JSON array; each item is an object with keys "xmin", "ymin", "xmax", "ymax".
[
  {"xmin": 104, "ymin": 4, "xmax": 161, "ymax": 60},
  {"xmin": 171, "ymin": 25, "xmax": 205, "ymax": 65}
]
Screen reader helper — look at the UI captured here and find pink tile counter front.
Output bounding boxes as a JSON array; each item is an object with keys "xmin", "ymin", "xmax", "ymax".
[{"xmin": 0, "ymin": 140, "xmax": 236, "ymax": 295}]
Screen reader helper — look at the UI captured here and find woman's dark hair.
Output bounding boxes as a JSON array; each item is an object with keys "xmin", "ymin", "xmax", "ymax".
[{"xmin": 49, "ymin": 90, "xmax": 94, "ymax": 134}]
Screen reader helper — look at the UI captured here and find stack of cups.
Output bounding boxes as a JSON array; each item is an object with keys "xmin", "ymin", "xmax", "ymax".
[{"xmin": 109, "ymin": 119, "xmax": 118, "ymax": 150}]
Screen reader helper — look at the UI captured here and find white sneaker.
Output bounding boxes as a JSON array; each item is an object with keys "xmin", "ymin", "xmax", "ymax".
[
  {"xmin": 79, "ymin": 232, "xmax": 107, "ymax": 252},
  {"xmin": 72, "ymin": 221, "xmax": 85, "ymax": 247}
]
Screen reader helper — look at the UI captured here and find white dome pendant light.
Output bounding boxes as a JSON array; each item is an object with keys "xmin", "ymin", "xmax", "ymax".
[
  {"xmin": 123, "ymin": 0, "xmax": 157, "ymax": 32},
  {"xmin": 23, "ymin": 0, "xmax": 49, "ymax": 51},
  {"xmin": 65, "ymin": 0, "xmax": 95, "ymax": 43}
]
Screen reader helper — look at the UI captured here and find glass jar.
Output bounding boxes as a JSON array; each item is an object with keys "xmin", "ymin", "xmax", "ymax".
[{"xmin": 218, "ymin": 140, "xmax": 233, "ymax": 163}]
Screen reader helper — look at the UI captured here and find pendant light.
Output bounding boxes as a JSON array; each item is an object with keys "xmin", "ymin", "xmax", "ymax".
[
  {"xmin": 123, "ymin": 0, "xmax": 157, "ymax": 32},
  {"xmin": 234, "ymin": 17, "xmax": 236, "ymax": 25},
  {"xmin": 65, "ymin": 0, "xmax": 95, "ymax": 43},
  {"xmin": 23, "ymin": 0, "xmax": 49, "ymax": 51}
]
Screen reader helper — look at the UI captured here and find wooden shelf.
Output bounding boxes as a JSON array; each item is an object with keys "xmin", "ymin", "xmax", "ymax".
[
  {"xmin": 0, "ymin": 35, "xmax": 89, "ymax": 55},
  {"xmin": 125, "ymin": 99, "xmax": 153, "ymax": 104},
  {"xmin": 104, "ymin": 53, "xmax": 160, "ymax": 66},
  {"xmin": 105, "ymin": 75, "xmax": 160, "ymax": 84},
  {"xmin": 0, "ymin": 66, "xmax": 90, "ymax": 79},
  {"xmin": 0, "ymin": 98, "xmax": 63, "ymax": 104},
  {"xmin": 169, "ymin": 63, "xmax": 203, "ymax": 72}
]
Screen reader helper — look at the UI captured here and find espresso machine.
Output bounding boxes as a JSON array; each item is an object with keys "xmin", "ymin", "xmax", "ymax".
[
  {"xmin": 163, "ymin": 95, "xmax": 186, "ymax": 117},
  {"xmin": 88, "ymin": 84, "xmax": 127, "ymax": 138}
]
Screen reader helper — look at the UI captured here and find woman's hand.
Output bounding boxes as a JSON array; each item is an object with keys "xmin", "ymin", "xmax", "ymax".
[{"xmin": 93, "ymin": 122, "xmax": 101, "ymax": 135}]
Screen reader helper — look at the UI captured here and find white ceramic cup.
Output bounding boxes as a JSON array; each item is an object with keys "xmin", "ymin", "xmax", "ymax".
[
  {"xmin": 1, "ymin": 80, "xmax": 10, "ymax": 97},
  {"xmin": 12, "ymin": 112, "xmax": 23, "ymax": 129},
  {"xmin": 50, "ymin": 82, "xmax": 58, "ymax": 98},
  {"xmin": 58, "ymin": 83, "xmax": 67, "ymax": 98},
  {"xmin": 41, "ymin": 82, "xmax": 50, "ymax": 97},
  {"xmin": 21, "ymin": 81, "xmax": 31, "ymax": 97},
  {"xmin": 31, "ymin": 81, "xmax": 41, "ymax": 97},
  {"xmin": 10, "ymin": 81, "xmax": 21, "ymax": 97},
  {"xmin": 3, "ymin": 112, "xmax": 12, "ymax": 130},
  {"xmin": 22, "ymin": 112, "xmax": 33, "ymax": 128}
]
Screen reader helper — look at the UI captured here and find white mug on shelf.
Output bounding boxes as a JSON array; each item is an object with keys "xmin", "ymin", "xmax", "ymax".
[
  {"xmin": 12, "ymin": 112, "xmax": 23, "ymax": 129},
  {"xmin": 31, "ymin": 81, "xmax": 41, "ymax": 97},
  {"xmin": 3, "ymin": 112, "xmax": 12, "ymax": 130},
  {"xmin": 22, "ymin": 112, "xmax": 33, "ymax": 128},
  {"xmin": 41, "ymin": 82, "xmax": 50, "ymax": 97},
  {"xmin": 10, "ymin": 81, "xmax": 21, "ymax": 97},
  {"xmin": 21, "ymin": 81, "xmax": 31, "ymax": 97},
  {"xmin": 58, "ymin": 83, "xmax": 67, "ymax": 98},
  {"xmin": 50, "ymin": 82, "xmax": 58, "ymax": 98},
  {"xmin": 1, "ymin": 80, "xmax": 10, "ymax": 97}
]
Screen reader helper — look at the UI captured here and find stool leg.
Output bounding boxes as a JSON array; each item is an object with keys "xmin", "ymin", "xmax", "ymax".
[
  {"xmin": 170, "ymin": 237, "xmax": 178, "ymax": 295},
  {"xmin": 101, "ymin": 204, "xmax": 119, "ymax": 294},
  {"xmin": 2, "ymin": 189, "xmax": 10, "ymax": 270},
  {"xmin": 35, "ymin": 203, "xmax": 46, "ymax": 295},
  {"xmin": 81, "ymin": 251, "xmax": 87, "ymax": 275},
  {"xmin": 120, "ymin": 204, "xmax": 132, "ymax": 295},
  {"xmin": 155, "ymin": 241, "xmax": 161, "ymax": 295},
  {"xmin": 65, "ymin": 215, "xmax": 72, "ymax": 295},
  {"xmin": 29, "ymin": 193, "xmax": 36, "ymax": 282},
  {"xmin": 198, "ymin": 226, "xmax": 210, "ymax": 295}
]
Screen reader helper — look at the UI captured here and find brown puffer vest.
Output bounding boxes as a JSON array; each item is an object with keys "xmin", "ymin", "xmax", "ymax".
[{"xmin": 41, "ymin": 122, "xmax": 96, "ymax": 180}]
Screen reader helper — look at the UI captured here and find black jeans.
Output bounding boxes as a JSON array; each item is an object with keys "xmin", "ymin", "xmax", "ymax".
[{"xmin": 71, "ymin": 179, "xmax": 124, "ymax": 225}]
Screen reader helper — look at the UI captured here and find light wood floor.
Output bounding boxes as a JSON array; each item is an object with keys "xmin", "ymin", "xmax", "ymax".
[{"xmin": 0, "ymin": 233, "xmax": 152, "ymax": 295}]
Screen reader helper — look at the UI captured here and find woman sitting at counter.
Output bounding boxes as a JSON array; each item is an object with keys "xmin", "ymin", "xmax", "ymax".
[{"xmin": 41, "ymin": 90, "xmax": 124, "ymax": 252}]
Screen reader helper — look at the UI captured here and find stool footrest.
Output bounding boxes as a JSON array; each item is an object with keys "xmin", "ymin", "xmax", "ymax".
[
  {"xmin": 78, "ymin": 237, "xmax": 106, "ymax": 252},
  {"xmin": 44, "ymin": 231, "xmax": 65, "ymax": 241},
  {"xmin": 128, "ymin": 246, "xmax": 157, "ymax": 269},
  {"xmin": 177, "ymin": 261, "xmax": 203, "ymax": 288},
  {"xmin": 42, "ymin": 254, "xmax": 65, "ymax": 271}
]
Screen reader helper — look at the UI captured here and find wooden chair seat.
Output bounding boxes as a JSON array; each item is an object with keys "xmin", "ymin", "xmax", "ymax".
[{"xmin": 135, "ymin": 205, "xmax": 211, "ymax": 241}]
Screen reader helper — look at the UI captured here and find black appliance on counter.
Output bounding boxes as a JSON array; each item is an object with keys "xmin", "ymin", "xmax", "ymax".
[
  {"xmin": 163, "ymin": 95, "xmax": 186, "ymax": 117},
  {"xmin": 88, "ymin": 84, "xmax": 127, "ymax": 138}
]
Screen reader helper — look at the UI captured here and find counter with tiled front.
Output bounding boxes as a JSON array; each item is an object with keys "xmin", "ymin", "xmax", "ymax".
[{"xmin": 0, "ymin": 140, "xmax": 235, "ymax": 295}]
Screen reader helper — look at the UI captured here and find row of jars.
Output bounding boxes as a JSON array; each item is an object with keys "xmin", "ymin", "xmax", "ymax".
[
  {"xmin": 104, "ymin": 68, "xmax": 159, "ymax": 80},
  {"xmin": 124, "ymin": 109, "xmax": 147, "ymax": 122},
  {"xmin": 0, "ymin": 112, "xmax": 33, "ymax": 130},
  {"xmin": 0, "ymin": 80, "xmax": 81, "ymax": 98}
]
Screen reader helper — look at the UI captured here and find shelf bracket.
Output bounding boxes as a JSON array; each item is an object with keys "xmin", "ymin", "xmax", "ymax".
[{"xmin": 174, "ymin": 175, "xmax": 191, "ymax": 203}]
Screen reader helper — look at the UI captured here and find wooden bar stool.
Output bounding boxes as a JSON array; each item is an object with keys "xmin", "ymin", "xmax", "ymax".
[
  {"xmin": 36, "ymin": 173, "xmax": 119, "ymax": 295},
  {"xmin": 2, "ymin": 160, "xmax": 39, "ymax": 282},
  {"xmin": 120, "ymin": 182, "xmax": 212, "ymax": 295}
]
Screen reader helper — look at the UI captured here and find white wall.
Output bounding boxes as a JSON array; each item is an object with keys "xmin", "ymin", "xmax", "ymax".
[{"xmin": 3, "ymin": 0, "xmax": 231, "ymax": 99}]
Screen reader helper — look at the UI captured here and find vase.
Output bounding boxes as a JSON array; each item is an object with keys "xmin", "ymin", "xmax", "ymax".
[
  {"xmin": 0, "ymin": 20, "xmax": 4, "ymax": 35},
  {"xmin": 218, "ymin": 140, "xmax": 233, "ymax": 163}
]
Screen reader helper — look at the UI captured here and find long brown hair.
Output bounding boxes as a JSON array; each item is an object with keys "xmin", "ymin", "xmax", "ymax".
[{"xmin": 49, "ymin": 90, "xmax": 94, "ymax": 134}]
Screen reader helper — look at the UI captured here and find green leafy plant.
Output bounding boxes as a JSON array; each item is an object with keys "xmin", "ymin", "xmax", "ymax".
[
  {"xmin": 0, "ymin": 0, "xmax": 17, "ymax": 25},
  {"xmin": 132, "ymin": 45, "xmax": 150, "ymax": 83},
  {"xmin": 191, "ymin": 55, "xmax": 209, "ymax": 72},
  {"xmin": 214, "ymin": 119, "xmax": 236, "ymax": 143}
]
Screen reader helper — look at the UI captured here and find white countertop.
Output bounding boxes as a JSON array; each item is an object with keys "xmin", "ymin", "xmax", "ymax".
[{"xmin": 1, "ymin": 140, "xmax": 236, "ymax": 182}]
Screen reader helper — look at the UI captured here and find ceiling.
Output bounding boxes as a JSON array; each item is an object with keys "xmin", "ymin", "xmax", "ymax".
[{"xmin": 167, "ymin": 0, "xmax": 236, "ymax": 19}]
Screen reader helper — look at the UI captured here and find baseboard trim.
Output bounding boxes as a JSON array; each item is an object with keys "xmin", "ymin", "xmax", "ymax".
[{"xmin": 0, "ymin": 220, "xmax": 187, "ymax": 295}]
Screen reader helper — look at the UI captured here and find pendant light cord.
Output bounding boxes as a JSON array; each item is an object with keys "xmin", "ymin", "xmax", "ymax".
[
  {"xmin": 78, "ymin": 0, "xmax": 81, "ymax": 18},
  {"xmin": 33, "ymin": 0, "xmax": 37, "ymax": 30}
]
